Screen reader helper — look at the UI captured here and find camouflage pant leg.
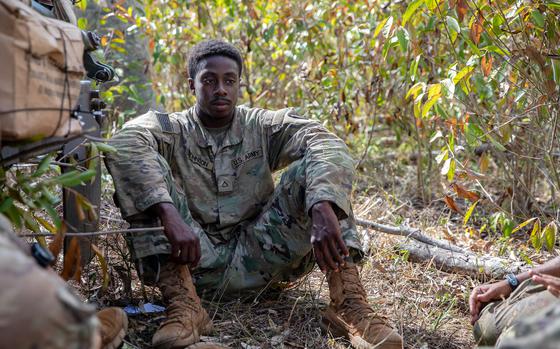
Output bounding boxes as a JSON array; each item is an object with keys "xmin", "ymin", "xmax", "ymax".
[
  {"xmin": 208, "ymin": 159, "xmax": 364, "ymax": 294},
  {"xmin": 123, "ymin": 154, "xmax": 231, "ymax": 286},
  {"xmin": 0, "ymin": 215, "xmax": 99, "ymax": 349},
  {"xmin": 496, "ymin": 301, "xmax": 560, "ymax": 349},
  {"xmin": 473, "ymin": 279, "xmax": 558, "ymax": 346}
]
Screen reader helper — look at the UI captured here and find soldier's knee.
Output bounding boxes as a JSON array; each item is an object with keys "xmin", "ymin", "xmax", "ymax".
[{"xmin": 473, "ymin": 310, "xmax": 500, "ymax": 346}]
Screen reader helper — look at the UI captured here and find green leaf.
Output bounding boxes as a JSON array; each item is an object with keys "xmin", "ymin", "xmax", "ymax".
[
  {"xmin": 453, "ymin": 66, "xmax": 474, "ymax": 84},
  {"xmin": 0, "ymin": 197, "xmax": 14, "ymax": 213},
  {"xmin": 463, "ymin": 201, "xmax": 478, "ymax": 225},
  {"xmin": 543, "ymin": 222, "xmax": 558, "ymax": 252},
  {"xmin": 373, "ymin": 17, "xmax": 389, "ymax": 38},
  {"xmin": 397, "ymin": 27, "xmax": 409, "ymax": 52},
  {"xmin": 77, "ymin": 0, "xmax": 87, "ymax": 12},
  {"xmin": 446, "ymin": 16, "xmax": 460, "ymax": 42},
  {"xmin": 511, "ymin": 217, "xmax": 537, "ymax": 235},
  {"xmin": 33, "ymin": 154, "xmax": 54, "ymax": 178},
  {"xmin": 402, "ymin": 0, "xmax": 424, "ymax": 26},
  {"xmin": 410, "ymin": 54, "xmax": 421, "ymax": 82},
  {"xmin": 531, "ymin": 220, "xmax": 543, "ymax": 251},
  {"xmin": 77, "ymin": 17, "xmax": 88, "ymax": 30},
  {"xmin": 382, "ymin": 16, "xmax": 394, "ymax": 38},
  {"xmin": 447, "ymin": 158, "xmax": 456, "ymax": 181},
  {"xmin": 422, "ymin": 94, "xmax": 440, "ymax": 117},
  {"xmin": 406, "ymin": 82, "xmax": 425, "ymax": 99},
  {"xmin": 531, "ymin": 10, "xmax": 545, "ymax": 28},
  {"xmin": 94, "ymin": 142, "xmax": 117, "ymax": 154}
]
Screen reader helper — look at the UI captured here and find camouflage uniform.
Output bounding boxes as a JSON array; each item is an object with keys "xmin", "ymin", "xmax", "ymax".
[
  {"xmin": 0, "ymin": 214, "xmax": 100, "ymax": 349},
  {"xmin": 105, "ymin": 106, "xmax": 364, "ymax": 296},
  {"xmin": 474, "ymin": 279, "xmax": 560, "ymax": 348}
]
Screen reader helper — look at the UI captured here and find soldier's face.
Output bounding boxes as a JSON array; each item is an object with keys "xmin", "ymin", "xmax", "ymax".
[{"xmin": 189, "ymin": 55, "xmax": 240, "ymax": 126}]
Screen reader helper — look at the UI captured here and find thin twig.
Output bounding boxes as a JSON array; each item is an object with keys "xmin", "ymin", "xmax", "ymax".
[{"xmin": 18, "ymin": 226, "xmax": 164, "ymax": 238}]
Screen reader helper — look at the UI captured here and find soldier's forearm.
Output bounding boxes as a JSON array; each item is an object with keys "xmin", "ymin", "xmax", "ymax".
[
  {"xmin": 517, "ymin": 256, "xmax": 560, "ymax": 282},
  {"xmin": 149, "ymin": 202, "xmax": 179, "ymax": 221}
]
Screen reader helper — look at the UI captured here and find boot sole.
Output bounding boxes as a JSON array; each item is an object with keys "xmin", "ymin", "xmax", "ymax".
[
  {"xmin": 152, "ymin": 316, "xmax": 214, "ymax": 349},
  {"xmin": 320, "ymin": 315, "xmax": 401, "ymax": 349}
]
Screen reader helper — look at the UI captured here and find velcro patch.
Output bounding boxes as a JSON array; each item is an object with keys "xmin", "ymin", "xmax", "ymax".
[{"xmin": 217, "ymin": 175, "xmax": 234, "ymax": 193}]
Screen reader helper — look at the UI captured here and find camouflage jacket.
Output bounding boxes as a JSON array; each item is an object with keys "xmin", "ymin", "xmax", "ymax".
[{"xmin": 106, "ymin": 106, "xmax": 355, "ymax": 237}]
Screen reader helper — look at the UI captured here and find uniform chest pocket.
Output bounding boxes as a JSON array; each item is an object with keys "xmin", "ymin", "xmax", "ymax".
[{"xmin": 188, "ymin": 150, "xmax": 214, "ymax": 171}]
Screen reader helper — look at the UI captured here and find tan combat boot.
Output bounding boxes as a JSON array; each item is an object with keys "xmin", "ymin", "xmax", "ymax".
[
  {"xmin": 152, "ymin": 262, "xmax": 213, "ymax": 349},
  {"xmin": 97, "ymin": 307, "xmax": 128, "ymax": 349},
  {"xmin": 321, "ymin": 264, "xmax": 403, "ymax": 349}
]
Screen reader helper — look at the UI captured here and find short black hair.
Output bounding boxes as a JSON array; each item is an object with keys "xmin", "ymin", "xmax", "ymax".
[{"xmin": 187, "ymin": 40, "xmax": 243, "ymax": 79}]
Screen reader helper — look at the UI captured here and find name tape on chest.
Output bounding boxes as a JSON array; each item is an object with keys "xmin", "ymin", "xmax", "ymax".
[
  {"xmin": 231, "ymin": 149, "xmax": 263, "ymax": 169},
  {"xmin": 188, "ymin": 151, "xmax": 213, "ymax": 170}
]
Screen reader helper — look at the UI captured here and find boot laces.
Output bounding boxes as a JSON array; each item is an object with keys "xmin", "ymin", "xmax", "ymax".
[
  {"xmin": 161, "ymin": 273, "xmax": 202, "ymax": 326},
  {"xmin": 338, "ymin": 267, "xmax": 387, "ymax": 325}
]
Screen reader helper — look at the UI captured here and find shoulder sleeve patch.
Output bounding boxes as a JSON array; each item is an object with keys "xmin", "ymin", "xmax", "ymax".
[{"xmin": 156, "ymin": 112, "xmax": 176, "ymax": 133}]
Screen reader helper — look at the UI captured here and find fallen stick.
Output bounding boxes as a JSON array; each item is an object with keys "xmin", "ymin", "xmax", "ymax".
[
  {"xmin": 355, "ymin": 217, "xmax": 464, "ymax": 253},
  {"xmin": 400, "ymin": 239, "xmax": 526, "ymax": 279}
]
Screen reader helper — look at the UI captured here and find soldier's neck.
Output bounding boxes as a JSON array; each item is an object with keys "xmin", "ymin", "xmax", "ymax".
[{"xmin": 196, "ymin": 105, "xmax": 235, "ymax": 129}]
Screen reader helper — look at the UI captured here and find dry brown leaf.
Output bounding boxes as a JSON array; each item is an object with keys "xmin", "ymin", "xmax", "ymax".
[
  {"xmin": 481, "ymin": 55, "xmax": 493, "ymax": 77},
  {"xmin": 47, "ymin": 224, "xmax": 66, "ymax": 262},
  {"xmin": 456, "ymin": 0, "xmax": 468, "ymax": 22},
  {"xmin": 479, "ymin": 153, "xmax": 489, "ymax": 173},
  {"xmin": 444, "ymin": 195, "xmax": 461, "ymax": 213},
  {"xmin": 451, "ymin": 183, "xmax": 480, "ymax": 202},
  {"xmin": 61, "ymin": 237, "xmax": 80, "ymax": 281},
  {"xmin": 470, "ymin": 14, "xmax": 484, "ymax": 45}
]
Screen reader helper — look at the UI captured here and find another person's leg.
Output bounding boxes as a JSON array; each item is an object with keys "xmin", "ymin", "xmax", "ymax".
[
  {"xmin": 0, "ymin": 214, "xmax": 127, "ymax": 349},
  {"xmin": 223, "ymin": 160, "xmax": 403, "ymax": 349},
  {"xmin": 495, "ymin": 302, "xmax": 560, "ymax": 349},
  {"xmin": 473, "ymin": 279, "xmax": 558, "ymax": 345}
]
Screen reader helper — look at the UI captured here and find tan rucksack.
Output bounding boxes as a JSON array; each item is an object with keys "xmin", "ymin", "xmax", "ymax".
[{"xmin": 0, "ymin": 0, "xmax": 83, "ymax": 141}]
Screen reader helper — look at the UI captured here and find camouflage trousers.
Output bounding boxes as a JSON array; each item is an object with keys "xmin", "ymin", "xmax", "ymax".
[
  {"xmin": 124, "ymin": 156, "xmax": 364, "ymax": 297},
  {"xmin": 0, "ymin": 215, "xmax": 100, "ymax": 349},
  {"xmin": 474, "ymin": 279, "xmax": 560, "ymax": 348}
]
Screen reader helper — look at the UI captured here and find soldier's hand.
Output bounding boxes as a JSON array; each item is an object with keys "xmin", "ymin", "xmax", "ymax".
[
  {"xmin": 310, "ymin": 201, "xmax": 349, "ymax": 273},
  {"xmin": 469, "ymin": 280, "xmax": 512, "ymax": 325},
  {"xmin": 531, "ymin": 271, "xmax": 560, "ymax": 297},
  {"xmin": 153, "ymin": 203, "xmax": 201, "ymax": 266}
]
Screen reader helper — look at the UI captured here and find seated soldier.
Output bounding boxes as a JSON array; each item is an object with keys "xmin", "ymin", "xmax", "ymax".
[
  {"xmin": 470, "ymin": 256, "xmax": 560, "ymax": 348},
  {"xmin": 105, "ymin": 40, "xmax": 403, "ymax": 349},
  {"xmin": 0, "ymin": 213, "xmax": 128, "ymax": 349}
]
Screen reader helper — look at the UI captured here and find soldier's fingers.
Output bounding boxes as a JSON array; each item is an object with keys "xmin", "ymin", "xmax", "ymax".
[
  {"xmin": 327, "ymin": 238, "xmax": 344, "ymax": 269},
  {"xmin": 548, "ymin": 286, "xmax": 560, "ymax": 298},
  {"xmin": 193, "ymin": 241, "xmax": 201, "ymax": 267},
  {"xmin": 179, "ymin": 244, "xmax": 190, "ymax": 265},
  {"xmin": 171, "ymin": 244, "xmax": 181, "ymax": 263},
  {"xmin": 321, "ymin": 243, "xmax": 338, "ymax": 271},
  {"xmin": 335, "ymin": 234, "xmax": 350, "ymax": 258},
  {"xmin": 539, "ymin": 273, "xmax": 560, "ymax": 287},
  {"xmin": 469, "ymin": 288, "xmax": 481, "ymax": 315},
  {"xmin": 314, "ymin": 245, "xmax": 326, "ymax": 273}
]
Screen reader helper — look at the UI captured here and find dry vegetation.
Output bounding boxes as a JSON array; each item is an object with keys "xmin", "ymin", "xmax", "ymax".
[{"xmin": 67, "ymin": 161, "xmax": 546, "ymax": 349}]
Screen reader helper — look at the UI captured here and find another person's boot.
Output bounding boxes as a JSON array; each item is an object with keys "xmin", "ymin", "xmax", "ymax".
[
  {"xmin": 321, "ymin": 263, "xmax": 403, "ymax": 349},
  {"xmin": 152, "ymin": 262, "xmax": 213, "ymax": 349},
  {"xmin": 97, "ymin": 307, "xmax": 128, "ymax": 349}
]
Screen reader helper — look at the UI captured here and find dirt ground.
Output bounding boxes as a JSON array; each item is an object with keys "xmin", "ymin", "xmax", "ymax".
[
  {"xmin": 77, "ymin": 191, "xmax": 477, "ymax": 348},
  {"xmin": 65, "ymin": 160, "xmax": 555, "ymax": 349}
]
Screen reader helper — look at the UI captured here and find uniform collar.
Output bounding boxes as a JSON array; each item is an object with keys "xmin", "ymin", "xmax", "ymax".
[{"xmin": 192, "ymin": 107, "xmax": 243, "ymax": 149}]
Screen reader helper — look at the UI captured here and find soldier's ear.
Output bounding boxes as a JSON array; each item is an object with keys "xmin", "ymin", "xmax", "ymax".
[{"xmin": 188, "ymin": 78, "xmax": 195, "ymax": 92}]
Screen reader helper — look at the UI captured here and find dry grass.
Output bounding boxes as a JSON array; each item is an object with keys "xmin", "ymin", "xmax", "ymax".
[
  {"xmin": 66, "ymin": 159, "xmax": 558, "ymax": 348},
  {"xmin": 74, "ymin": 185, "xmax": 481, "ymax": 349}
]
